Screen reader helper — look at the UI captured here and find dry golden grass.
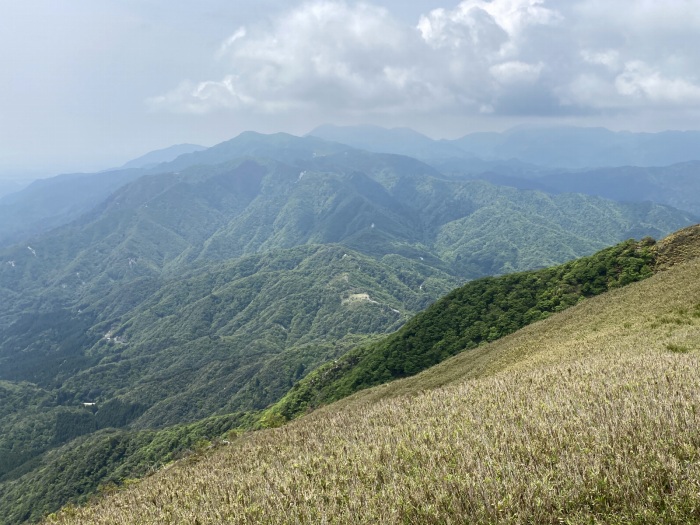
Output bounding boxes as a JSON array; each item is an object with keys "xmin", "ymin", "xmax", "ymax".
[
  {"xmin": 46, "ymin": 257, "xmax": 700, "ymax": 524},
  {"xmin": 655, "ymin": 224, "xmax": 700, "ymax": 270}
]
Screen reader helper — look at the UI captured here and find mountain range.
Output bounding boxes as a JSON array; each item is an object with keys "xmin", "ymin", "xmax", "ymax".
[
  {"xmin": 4, "ymin": 125, "xmax": 700, "ymax": 250},
  {"xmin": 1, "ymin": 127, "xmax": 700, "ymax": 523},
  {"xmin": 310, "ymin": 123, "xmax": 700, "ymax": 168},
  {"xmin": 21, "ymin": 225, "xmax": 700, "ymax": 525}
]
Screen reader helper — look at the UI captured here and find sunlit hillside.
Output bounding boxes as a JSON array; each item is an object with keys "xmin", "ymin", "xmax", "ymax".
[{"xmin": 45, "ymin": 227, "xmax": 700, "ymax": 524}]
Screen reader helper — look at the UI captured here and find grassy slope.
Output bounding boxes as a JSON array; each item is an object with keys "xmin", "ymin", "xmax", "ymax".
[
  {"xmin": 269, "ymin": 237, "xmax": 657, "ymax": 421},
  {"xmin": 0, "ymin": 238, "xmax": 657, "ymax": 525},
  {"xmin": 44, "ymin": 232, "xmax": 700, "ymax": 524}
]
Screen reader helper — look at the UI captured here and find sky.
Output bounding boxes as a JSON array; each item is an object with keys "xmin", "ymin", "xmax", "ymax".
[{"xmin": 3, "ymin": 0, "xmax": 700, "ymax": 177}]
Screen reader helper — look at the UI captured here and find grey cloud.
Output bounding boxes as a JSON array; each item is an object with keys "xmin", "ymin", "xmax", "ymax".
[{"xmin": 149, "ymin": 0, "xmax": 700, "ymax": 121}]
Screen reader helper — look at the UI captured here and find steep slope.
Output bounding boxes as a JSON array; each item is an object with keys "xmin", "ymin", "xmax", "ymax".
[
  {"xmin": 43, "ymin": 227, "xmax": 700, "ymax": 525},
  {"xmin": 270, "ymin": 236, "xmax": 659, "ymax": 419},
  {"xmin": 0, "ymin": 228, "xmax": 700, "ymax": 516},
  {"xmin": 275, "ymin": 225, "xmax": 700, "ymax": 418}
]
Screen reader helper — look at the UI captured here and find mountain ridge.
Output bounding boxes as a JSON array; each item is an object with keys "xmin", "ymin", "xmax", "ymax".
[
  {"xmin": 310, "ymin": 123, "xmax": 700, "ymax": 168},
  {"xmin": 4, "ymin": 127, "xmax": 700, "ymax": 249},
  {"xmin": 37, "ymin": 224, "xmax": 700, "ymax": 525},
  {"xmin": 0, "ymin": 132, "xmax": 697, "ymax": 524}
]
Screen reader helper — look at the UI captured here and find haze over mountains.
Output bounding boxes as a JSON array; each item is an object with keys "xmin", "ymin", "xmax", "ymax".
[
  {"xmin": 5, "ymin": 0, "xmax": 700, "ymax": 520},
  {"xmin": 3, "ymin": 125, "xmax": 700, "ymax": 248},
  {"xmin": 0, "ymin": 125, "xmax": 699, "ymax": 523},
  {"xmin": 309, "ymin": 124, "xmax": 700, "ymax": 168}
]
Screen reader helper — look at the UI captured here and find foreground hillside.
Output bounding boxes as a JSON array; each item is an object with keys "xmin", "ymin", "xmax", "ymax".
[
  {"xmin": 44, "ymin": 230, "xmax": 700, "ymax": 524},
  {"xmin": 270, "ymin": 237, "xmax": 658, "ymax": 420},
  {"xmin": 0, "ymin": 235, "xmax": 667, "ymax": 524}
]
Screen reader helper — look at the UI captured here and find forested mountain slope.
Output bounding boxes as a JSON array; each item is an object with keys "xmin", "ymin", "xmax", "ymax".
[
  {"xmin": 0, "ymin": 133, "xmax": 347, "ymax": 248},
  {"xmin": 1, "ymin": 147, "xmax": 692, "ymax": 322},
  {"xmin": 270, "ymin": 235, "xmax": 659, "ymax": 419},
  {"xmin": 2, "ymin": 228, "xmax": 695, "ymax": 524},
  {"xmin": 0, "ymin": 133, "xmax": 696, "ymax": 524},
  {"xmin": 43, "ymin": 225, "xmax": 700, "ymax": 525},
  {"xmin": 5, "ymin": 128, "xmax": 700, "ymax": 254}
]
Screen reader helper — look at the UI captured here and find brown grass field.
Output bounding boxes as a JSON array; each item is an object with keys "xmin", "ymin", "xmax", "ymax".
[{"xmin": 46, "ymin": 251, "xmax": 700, "ymax": 524}]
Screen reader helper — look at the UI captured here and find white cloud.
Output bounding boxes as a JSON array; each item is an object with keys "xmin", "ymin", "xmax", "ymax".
[
  {"xmin": 615, "ymin": 61, "xmax": 700, "ymax": 105},
  {"xmin": 149, "ymin": 0, "xmax": 700, "ymax": 121},
  {"xmin": 490, "ymin": 61, "xmax": 544, "ymax": 84},
  {"xmin": 580, "ymin": 49, "xmax": 619, "ymax": 70},
  {"xmin": 418, "ymin": 0, "xmax": 560, "ymax": 55},
  {"xmin": 148, "ymin": 76, "xmax": 254, "ymax": 114},
  {"xmin": 151, "ymin": 1, "xmax": 425, "ymax": 114},
  {"xmin": 216, "ymin": 27, "xmax": 246, "ymax": 60}
]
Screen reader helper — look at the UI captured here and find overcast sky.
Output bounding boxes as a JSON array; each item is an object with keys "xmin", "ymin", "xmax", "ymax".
[{"xmin": 3, "ymin": 0, "xmax": 700, "ymax": 177}]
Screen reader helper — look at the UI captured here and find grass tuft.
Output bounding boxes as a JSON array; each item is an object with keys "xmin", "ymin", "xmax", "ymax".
[{"xmin": 665, "ymin": 343, "xmax": 690, "ymax": 354}]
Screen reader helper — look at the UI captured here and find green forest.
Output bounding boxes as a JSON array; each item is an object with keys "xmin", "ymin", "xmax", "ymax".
[{"xmin": 0, "ymin": 133, "xmax": 696, "ymax": 524}]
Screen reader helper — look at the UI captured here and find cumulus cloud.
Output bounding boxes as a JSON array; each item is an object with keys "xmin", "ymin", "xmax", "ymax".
[
  {"xmin": 148, "ymin": 0, "xmax": 700, "ymax": 121},
  {"xmin": 615, "ymin": 61, "xmax": 700, "ymax": 105},
  {"xmin": 418, "ymin": 0, "xmax": 560, "ymax": 54}
]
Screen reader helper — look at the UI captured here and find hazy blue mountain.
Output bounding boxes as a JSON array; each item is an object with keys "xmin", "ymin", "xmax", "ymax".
[
  {"xmin": 310, "ymin": 123, "xmax": 700, "ymax": 169},
  {"xmin": 533, "ymin": 161, "xmax": 700, "ymax": 216},
  {"xmin": 119, "ymin": 143, "xmax": 206, "ymax": 170},
  {"xmin": 468, "ymin": 161, "xmax": 700, "ymax": 217},
  {"xmin": 451, "ymin": 126, "xmax": 700, "ymax": 168},
  {"xmin": 0, "ymin": 168, "xmax": 147, "ymax": 248},
  {"xmin": 0, "ymin": 132, "xmax": 346, "ymax": 249},
  {"xmin": 0, "ymin": 144, "xmax": 208, "ymax": 248},
  {"xmin": 308, "ymin": 124, "xmax": 468, "ymax": 160},
  {"xmin": 160, "ymin": 131, "xmax": 351, "ymax": 172},
  {"xmin": 0, "ymin": 178, "xmax": 33, "ymax": 199}
]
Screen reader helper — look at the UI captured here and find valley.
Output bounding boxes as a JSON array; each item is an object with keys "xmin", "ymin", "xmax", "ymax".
[
  {"xmin": 5, "ymin": 2, "xmax": 700, "ymax": 522},
  {"xmin": 0, "ymin": 128, "xmax": 698, "ymax": 524},
  {"xmin": 42, "ymin": 224, "xmax": 700, "ymax": 525}
]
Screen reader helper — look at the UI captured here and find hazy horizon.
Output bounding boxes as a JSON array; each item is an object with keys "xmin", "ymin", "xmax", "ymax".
[{"xmin": 3, "ymin": 0, "xmax": 700, "ymax": 177}]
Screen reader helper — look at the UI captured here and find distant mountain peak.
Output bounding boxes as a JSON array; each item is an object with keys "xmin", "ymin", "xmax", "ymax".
[
  {"xmin": 307, "ymin": 123, "xmax": 467, "ymax": 160},
  {"xmin": 120, "ymin": 143, "xmax": 206, "ymax": 170}
]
